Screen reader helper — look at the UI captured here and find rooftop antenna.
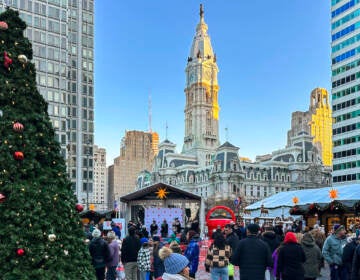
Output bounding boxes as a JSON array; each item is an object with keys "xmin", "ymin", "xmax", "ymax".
[
  {"xmin": 225, "ymin": 126, "xmax": 229, "ymax": 142},
  {"xmin": 165, "ymin": 121, "xmax": 168, "ymax": 140},
  {"xmin": 148, "ymin": 90, "xmax": 152, "ymax": 133}
]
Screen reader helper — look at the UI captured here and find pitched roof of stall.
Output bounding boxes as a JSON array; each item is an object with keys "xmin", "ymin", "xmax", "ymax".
[
  {"xmin": 120, "ymin": 182, "xmax": 201, "ymax": 203},
  {"xmin": 246, "ymin": 184, "xmax": 360, "ymax": 210}
]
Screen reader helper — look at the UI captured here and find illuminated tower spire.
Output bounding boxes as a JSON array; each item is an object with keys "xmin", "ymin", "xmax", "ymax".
[{"xmin": 183, "ymin": 4, "xmax": 220, "ymax": 166}]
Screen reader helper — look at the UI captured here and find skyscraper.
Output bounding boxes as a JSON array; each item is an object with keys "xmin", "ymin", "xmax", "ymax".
[
  {"xmin": 287, "ymin": 88, "xmax": 333, "ymax": 167},
  {"xmin": 108, "ymin": 130, "xmax": 158, "ymax": 205},
  {"xmin": 93, "ymin": 145, "xmax": 107, "ymax": 210},
  {"xmin": 0, "ymin": 1, "xmax": 95, "ymax": 201},
  {"xmin": 331, "ymin": 0, "xmax": 360, "ymax": 184}
]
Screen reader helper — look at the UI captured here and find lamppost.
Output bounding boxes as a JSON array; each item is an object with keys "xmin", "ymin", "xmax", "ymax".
[{"xmin": 86, "ymin": 139, "xmax": 90, "ymax": 210}]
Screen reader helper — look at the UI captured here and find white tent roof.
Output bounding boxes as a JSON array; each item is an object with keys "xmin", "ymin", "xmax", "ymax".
[{"xmin": 246, "ymin": 184, "xmax": 360, "ymax": 210}]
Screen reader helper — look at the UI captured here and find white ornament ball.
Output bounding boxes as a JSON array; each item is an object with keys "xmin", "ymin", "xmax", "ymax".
[
  {"xmin": 48, "ymin": 234, "xmax": 56, "ymax": 242},
  {"xmin": 64, "ymin": 250, "xmax": 69, "ymax": 256},
  {"xmin": 18, "ymin": 54, "xmax": 28, "ymax": 64}
]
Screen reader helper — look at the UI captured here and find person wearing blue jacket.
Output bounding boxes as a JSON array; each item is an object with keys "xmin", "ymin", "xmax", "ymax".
[{"xmin": 184, "ymin": 230, "xmax": 200, "ymax": 278}]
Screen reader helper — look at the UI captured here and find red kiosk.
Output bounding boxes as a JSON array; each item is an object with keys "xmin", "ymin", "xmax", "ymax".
[{"xmin": 206, "ymin": 205, "xmax": 236, "ymax": 234}]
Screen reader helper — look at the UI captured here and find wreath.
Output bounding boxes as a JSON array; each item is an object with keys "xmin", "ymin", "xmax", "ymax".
[
  {"xmin": 354, "ymin": 201, "xmax": 360, "ymax": 216},
  {"xmin": 308, "ymin": 203, "xmax": 321, "ymax": 214},
  {"xmin": 289, "ymin": 205, "xmax": 304, "ymax": 215},
  {"xmin": 328, "ymin": 200, "xmax": 345, "ymax": 213}
]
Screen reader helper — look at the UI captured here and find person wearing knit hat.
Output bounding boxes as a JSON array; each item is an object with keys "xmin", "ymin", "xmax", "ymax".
[
  {"xmin": 106, "ymin": 231, "xmax": 119, "ymax": 280},
  {"xmin": 92, "ymin": 228, "xmax": 101, "ymax": 238},
  {"xmin": 277, "ymin": 232, "xmax": 306, "ymax": 279},
  {"xmin": 184, "ymin": 230, "xmax": 200, "ymax": 278},
  {"xmin": 89, "ymin": 228, "xmax": 111, "ymax": 280},
  {"xmin": 322, "ymin": 224, "xmax": 348, "ymax": 280},
  {"xmin": 159, "ymin": 247, "xmax": 191, "ymax": 279},
  {"xmin": 137, "ymin": 237, "xmax": 151, "ymax": 280}
]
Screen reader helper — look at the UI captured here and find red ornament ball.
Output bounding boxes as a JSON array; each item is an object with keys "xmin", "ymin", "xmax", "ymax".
[
  {"xmin": 13, "ymin": 151, "xmax": 24, "ymax": 161},
  {"xmin": 0, "ymin": 21, "xmax": 8, "ymax": 30},
  {"xmin": 3, "ymin": 51, "xmax": 13, "ymax": 69},
  {"xmin": 75, "ymin": 203, "xmax": 84, "ymax": 212},
  {"xmin": 13, "ymin": 122, "xmax": 24, "ymax": 132},
  {"xmin": 0, "ymin": 193, "xmax": 5, "ymax": 203},
  {"xmin": 16, "ymin": 248, "xmax": 25, "ymax": 256}
]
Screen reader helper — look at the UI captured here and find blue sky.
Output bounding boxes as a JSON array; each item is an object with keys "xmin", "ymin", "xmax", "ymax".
[{"xmin": 94, "ymin": 1, "xmax": 331, "ymax": 166}]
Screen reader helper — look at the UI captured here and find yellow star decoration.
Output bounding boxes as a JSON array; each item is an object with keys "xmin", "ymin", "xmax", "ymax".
[
  {"xmin": 156, "ymin": 187, "xmax": 169, "ymax": 199},
  {"xmin": 292, "ymin": 196, "xmax": 299, "ymax": 205},
  {"xmin": 329, "ymin": 188, "xmax": 339, "ymax": 200}
]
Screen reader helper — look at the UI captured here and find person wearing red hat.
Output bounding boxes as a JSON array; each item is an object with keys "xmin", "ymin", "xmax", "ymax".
[{"xmin": 276, "ymin": 232, "xmax": 306, "ymax": 280}]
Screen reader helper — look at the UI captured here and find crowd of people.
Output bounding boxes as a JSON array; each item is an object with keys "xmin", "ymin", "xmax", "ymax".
[{"xmin": 84, "ymin": 218, "xmax": 360, "ymax": 280}]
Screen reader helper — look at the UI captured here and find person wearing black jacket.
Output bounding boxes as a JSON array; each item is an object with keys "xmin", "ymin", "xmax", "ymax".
[
  {"xmin": 150, "ymin": 220, "xmax": 158, "ymax": 237},
  {"xmin": 277, "ymin": 231, "xmax": 306, "ymax": 280},
  {"xmin": 261, "ymin": 226, "xmax": 281, "ymax": 254},
  {"xmin": 89, "ymin": 229, "xmax": 112, "ymax": 280},
  {"xmin": 351, "ymin": 243, "xmax": 360, "ymax": 280},
  {"xmin": 224, "ymin": 224, "xmax": 239, "ymax": 255},
  {"xmin": 121, "ymin": 226, "xmax": 141, "ymax": 280},
  {"xmin": 343, "ymin": 234, "xmax": 360, "ymax": 279},
  {"xmin": 160, "ymin": 219, "xmax": 168, "ymax": 238},
  {"xmin": 231, "ymin": 223, "xmax": 272, "ymax": 280}
]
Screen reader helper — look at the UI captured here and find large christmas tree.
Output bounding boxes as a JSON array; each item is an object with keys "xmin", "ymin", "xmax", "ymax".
[{"xmin": 0, "ymin": 8, "xmax": 95, "ymax": 279}]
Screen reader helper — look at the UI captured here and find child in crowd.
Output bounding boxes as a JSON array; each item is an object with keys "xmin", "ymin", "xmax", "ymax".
[{"xmin": 137, "ymin": 237, "xmax": 151, "ymax": 280}]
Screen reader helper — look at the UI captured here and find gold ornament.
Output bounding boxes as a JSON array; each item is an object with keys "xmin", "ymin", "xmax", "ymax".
[{"xmin": 48, "ymin": 234, "xmax": 56, "ymax": 242}]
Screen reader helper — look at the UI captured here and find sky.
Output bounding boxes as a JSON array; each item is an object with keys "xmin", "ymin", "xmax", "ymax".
[{"xmin": 94, "ymin": 1, "xmax": 331, "ymax": 166}]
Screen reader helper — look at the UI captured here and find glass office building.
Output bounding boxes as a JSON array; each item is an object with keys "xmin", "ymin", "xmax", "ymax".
[
  {"xmin": 331, "ymin": 0, "xmax": 360, "ymax": 184},
  {"xmin": 0, "ymin": 0, "xmax": 94, "ymax": 203}
]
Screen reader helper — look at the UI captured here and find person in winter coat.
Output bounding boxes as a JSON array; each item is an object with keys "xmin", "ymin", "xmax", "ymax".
[
  {"xmin": 322, "ymin": 224, "xmax": 348, "ymax": 280},
  {"xmin": 231, "ymin": 223, "xmax": 273, "ymax": 280},
  {"xmin": 301, "ymin": 232, "xmax": 322, "ymax": 280},
  {"xmin": 161, "ymin": 219, "xmax": 169, "ymax": 238},
  {"xmin": 137, "ymin": 238, "xmax": 151, "ymax": 280},
  {"xmin": 261, "ymin": 226, "xmax": 281, "ymax": 254},
  {"xmin": 343, "ymin": 232, "xmax": 360, "ymax": 279},
  {"xmin": 351, "ymin": 243, "xmax": 360, "ymax": 280},
  {"xmin": 224, "ymin": 223, "xmax": 239, "ymax": 262},
  {"xmin": 205, "ymin": 234, "xmax": 232, "ymax": 280},
  {"xmin": 277, "ymin": 231, "xmax": 306, "ymax": 280},
  {"xmin": 184, "ymin": 230, "xmax": 200, "ymax": 278},
  {"xmin": 89, "ymin": 229, "xmax": 112, "ymax": 280},
  {"xmin": 150, "ymin": 220, "xmax": 159, "ymax": 237},
  {"xmin": 121, "ymin": 226, "xmax": 141, "ymax": 280},
  {"xmin": 261, "ymin": 226, "xmax": 281, "ymax": 280},
  {"xmin": 106, "ymin": 231, "xmax": 120, "ymax": 280},
  {"xmin": 159, "ymin": 247, "xmax": 193, "ymax": 280},
  {"xmin": 152, "ymin": 236, "xmax": 165, "ymax": 279}
]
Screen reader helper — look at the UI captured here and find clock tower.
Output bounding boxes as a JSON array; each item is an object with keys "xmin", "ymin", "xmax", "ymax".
[{"xmin": 183, "ymin": 4, "xmax": 220, "ymax": 166}]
